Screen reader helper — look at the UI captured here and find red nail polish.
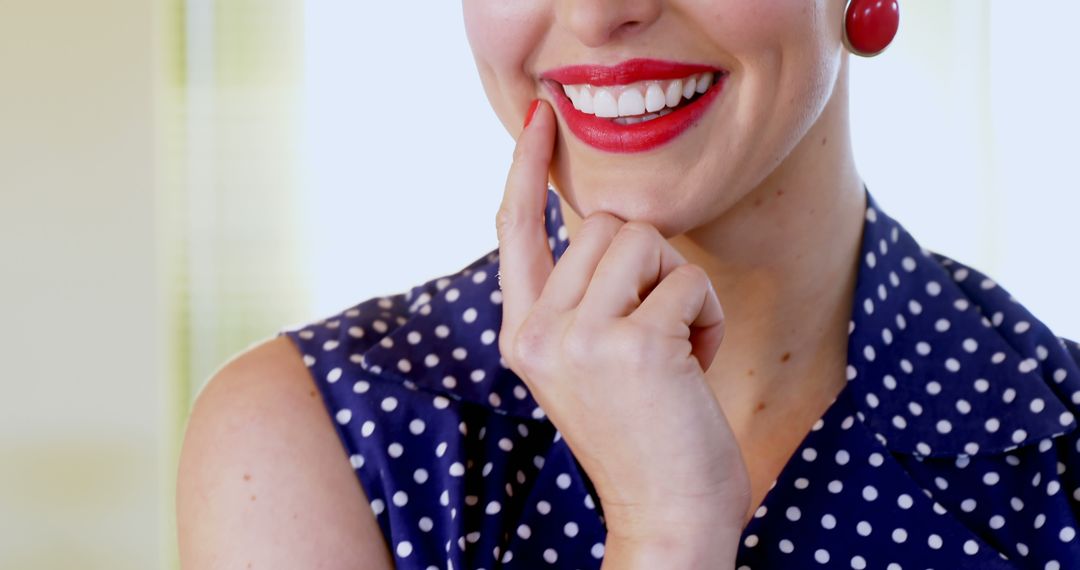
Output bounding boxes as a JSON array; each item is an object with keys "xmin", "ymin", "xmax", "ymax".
[{"xmin": 523, "ymin": 99, "xmax": 540, "ymax": 128}]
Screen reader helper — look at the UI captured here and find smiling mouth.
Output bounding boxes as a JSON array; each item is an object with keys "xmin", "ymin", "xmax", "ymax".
[
  {"xmin": 555, "ymin": 71, "xmax": 720, "ymax": 125},
  {"xmin": 539, "ymin": 58, "xmax": 729, "ymax": 153}
]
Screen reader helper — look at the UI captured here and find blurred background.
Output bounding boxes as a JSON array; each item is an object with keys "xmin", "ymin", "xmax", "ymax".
[{"xmin": 1, "ymin": 1, "xmax": 1078, "ymax": 568}]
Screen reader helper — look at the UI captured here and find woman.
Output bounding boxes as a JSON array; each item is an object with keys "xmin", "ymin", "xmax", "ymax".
[{"xmin": 177, "ymin": 0, "xmax": 1080, "ymax": 568}]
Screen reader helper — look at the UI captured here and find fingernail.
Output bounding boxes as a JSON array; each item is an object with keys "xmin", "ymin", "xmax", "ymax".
[{"xmin": 523, "ymin": 99, "xmax": 540, "ymax": 128}]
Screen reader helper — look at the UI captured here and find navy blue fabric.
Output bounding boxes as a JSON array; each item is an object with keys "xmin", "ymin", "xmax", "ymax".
[{"xmin": 279, "ymin": 186, "xmax": 1080, "ymax": 569}]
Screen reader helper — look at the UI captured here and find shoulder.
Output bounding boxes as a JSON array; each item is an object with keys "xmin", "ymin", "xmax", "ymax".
[
  {"xmin": 272, "ymin": 247, "xmax": 593, "ymax": 567},
  {"xmin": 176, "ymin": 336, "xmax": 393, "ymax": 569}
]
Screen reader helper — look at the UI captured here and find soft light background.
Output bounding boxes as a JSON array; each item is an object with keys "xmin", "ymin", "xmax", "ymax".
[{"xmin": 1, "ymin": 1, "xmax": 1077, "ymax": 568}]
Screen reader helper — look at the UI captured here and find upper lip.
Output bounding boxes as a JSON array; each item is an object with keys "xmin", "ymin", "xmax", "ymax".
[{"xmin": 540, "ymin": 57, "xmax": 726, "ymax": 87}]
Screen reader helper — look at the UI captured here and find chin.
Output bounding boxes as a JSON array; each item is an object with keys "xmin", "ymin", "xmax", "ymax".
[{"xmin": 552, "ymin": 174, "xmax": 705, "ymax": 239}]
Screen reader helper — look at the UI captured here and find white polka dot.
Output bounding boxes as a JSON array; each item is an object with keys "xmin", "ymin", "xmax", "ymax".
[
  {"xmin": 396, "ymin": 541, "xmax": 412, "ymax": 557},
  {"xmin": 892, "ymin": 528, "xmax": 907, "ymax": 543},
  {"xmin": 779, "ymin": 539, "xmax": 794, "ymax": 553},
  {"xmin": 564, "ymin": 521, "xmax": 578, "ymax": 537},
  {"xmin": 1060, "ymin": 527, "xmax": 1076, "ymax": 542},
  {"xmin": 963, "ymin": 539, "xmax": 978, "ymax": 555},
  {"xmin": 862, "ymin": 485, "xmax": 878, "ymax": 501}
]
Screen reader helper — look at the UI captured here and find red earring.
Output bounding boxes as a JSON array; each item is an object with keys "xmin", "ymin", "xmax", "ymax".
[{"xmin": 844, "ymin": 0, "xmax": 900, "ymax": 57}]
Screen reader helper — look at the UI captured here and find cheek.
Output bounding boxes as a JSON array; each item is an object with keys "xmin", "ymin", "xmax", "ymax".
[
  {"xmin": 689, "ymin": 0, "xmax": 814, "ymax": 52},
  {"xmin": 462, "ymin": 2, "xmax": 549, "ymax": 122}
]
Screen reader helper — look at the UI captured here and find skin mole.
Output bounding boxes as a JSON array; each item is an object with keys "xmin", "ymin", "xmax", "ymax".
[
  {"xmin": 780, "ymin": 352, "xmax": 791, "ymax": 362},
  {"xmin": 242, "ymin": 473, "xmax": 251, "ymax": 482}
]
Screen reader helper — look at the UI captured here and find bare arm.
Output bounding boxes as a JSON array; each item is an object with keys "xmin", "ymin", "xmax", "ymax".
[{"xmin": 176, "ymin": 335, "xmax": 394, "ymax": 570}]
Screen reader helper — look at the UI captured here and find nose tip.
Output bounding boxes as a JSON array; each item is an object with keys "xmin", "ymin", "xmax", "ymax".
[{"xmin": 556, "ymin": 0, "xmax": 662, "ymax": 48}]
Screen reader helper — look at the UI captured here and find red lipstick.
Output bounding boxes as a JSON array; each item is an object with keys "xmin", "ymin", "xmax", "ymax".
[{"xmin": 540, "ymin": 58, "xmax": 728, "ymax": 154}]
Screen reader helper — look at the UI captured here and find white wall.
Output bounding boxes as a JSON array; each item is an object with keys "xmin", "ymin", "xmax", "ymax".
[
  {"xmin": 0, "ymin": 1, "xmax": 160, "ymax": 568},
  {"xmin": 303, "ymin": 1, "xmax": 1079, "ymax": 338}
]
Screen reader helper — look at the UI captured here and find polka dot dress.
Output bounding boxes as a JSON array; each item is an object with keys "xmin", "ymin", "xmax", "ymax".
[{"xmin": 279, "ymin": 186, "xmax": 1080, "ymax": 569}]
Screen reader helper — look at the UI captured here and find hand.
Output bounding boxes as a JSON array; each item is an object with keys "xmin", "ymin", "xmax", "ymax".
[{"xmin": 494, "ymin": 98, "xmax": 752, "ymax": 548}]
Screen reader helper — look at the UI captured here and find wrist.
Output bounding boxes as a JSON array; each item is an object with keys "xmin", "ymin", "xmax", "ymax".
[{"xmin": 600, "ymin": 528, "xmax": 740, "ymax": 570}]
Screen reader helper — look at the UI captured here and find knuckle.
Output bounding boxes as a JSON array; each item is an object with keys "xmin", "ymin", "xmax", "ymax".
[
  {"xmin": 562, "ymin": 320, "xmax": 597, "ymax": 366},
  {"xmin": 495, "ymin": 204, "xmax": 520, "ymax": 243},
  {"xmin": 619, "ymin": 220, "xmax": 660, "ymax": 239},
  {"xmin": 512, "ymin": 140, "xmax": 529, "ymax": 163},
  {"xmin": 611, "ymin": 322, "xmax": 661, "ymax": 367},
  {"xmin": 672, "ymin": 262, "xmax": 708, "ymax": 283},
  {"xmin": 510, "ymin": 317, "xmax": 549, "ymax": 376}
]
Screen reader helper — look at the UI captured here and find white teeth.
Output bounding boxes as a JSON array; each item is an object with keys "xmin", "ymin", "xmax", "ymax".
[
  {"xmin": 644, "ymin": 83, "xmax": 666, "ymax": 113},
  {"xmin": 696, "ymin": 72, "xmax": 712, "ymax": 94},
  {"xmin": 561, "ymin": 71, "xmax": 720, "ymax": 120},
  {"xmin": 578, "ymin": 85, "xmax": 594, "ymax": 113},
  {"xmin": 665, "ymin": 80, "xmax": 683, "ymax": 108},
  {"xmin": 682, "ymin": 77, "xmax": 697, "ymax": 99},
  {"xmin": 593, "ymin": 89, "xmax": 619, "ymax": 118},
  {"xmin": 617, "ymin": 89, "xmax": 646, "ymax": 116}
]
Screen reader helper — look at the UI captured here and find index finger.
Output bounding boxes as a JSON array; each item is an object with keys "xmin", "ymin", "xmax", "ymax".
[{"xmin": 496, "ymin": 98, "xmax": 558, "ymax": 337}]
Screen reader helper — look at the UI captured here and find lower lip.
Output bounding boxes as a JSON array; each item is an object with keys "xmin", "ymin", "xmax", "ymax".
[{"xmin": 544, "ymin": 74, "xmax": 727, "ymax": 154}]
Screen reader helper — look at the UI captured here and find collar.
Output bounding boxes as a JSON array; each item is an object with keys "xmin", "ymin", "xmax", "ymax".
[{"xmin": 359, "ymin": 186, "xmax": 1079, "ymax": 457}]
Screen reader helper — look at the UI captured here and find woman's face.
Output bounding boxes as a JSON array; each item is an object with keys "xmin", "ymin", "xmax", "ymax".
[{"xmin": 462, "ymin": 0, "xmax": 848, "ymax": 236}]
